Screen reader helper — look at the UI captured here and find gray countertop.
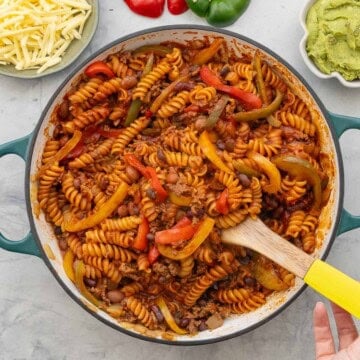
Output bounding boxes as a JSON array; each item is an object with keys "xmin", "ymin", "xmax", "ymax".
[{"xmin": 1, "ymin": 1, "xmax": 360, "ymax": 359}]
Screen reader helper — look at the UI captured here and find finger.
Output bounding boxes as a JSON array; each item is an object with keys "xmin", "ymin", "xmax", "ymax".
[
  {"xmin": 346, "ymin": 336, "xmax": 360, "ymax": 359},
  {"xmin": 331, "ymin": 303, "xmax": 359, "ymax": 350},
  {"xmin": 313, "ymin": 302, "xmax": 336, "ymax": 360}
]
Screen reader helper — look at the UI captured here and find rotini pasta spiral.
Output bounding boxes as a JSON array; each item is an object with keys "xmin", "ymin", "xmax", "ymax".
[
  {"xmin": 132, "ymin": 60, "xmax": 171, "ymax": 101},
  {"xmin": 158, "ymin": 91, "xmax": 190, "ymax": 118},
  {"xmin": 111, "ymin": 117, "xmax": 150, "ymax": 155}
]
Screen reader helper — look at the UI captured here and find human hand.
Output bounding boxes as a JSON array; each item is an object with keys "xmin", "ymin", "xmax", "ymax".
[{"xmin": 313, "ymin": 302, "xmax": 360, "ymax": 359}]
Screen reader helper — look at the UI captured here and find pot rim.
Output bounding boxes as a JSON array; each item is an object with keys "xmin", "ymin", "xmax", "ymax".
[{"xmin": 24, "ymin": 24, "xmax": 344, "ymax": 345}]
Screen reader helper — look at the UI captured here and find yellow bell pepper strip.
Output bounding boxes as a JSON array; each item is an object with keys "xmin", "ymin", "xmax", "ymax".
[
  {"xmin": 233, "ymin": 89, "xmax": 284, "ymax": 122},
  {"xmin": 200, "ymin": 66, "xmax": 262, "ymax": 111},
  {"xmin": 168, "ymin": 191, "xmax": 192, "ymax": 206},
  {"xmin": 150, "ymin": 74, "xmax": 189, "ymax": 113},
  {"xmin": 156, "ymin": 296, "xmax": 187, "ymax": 335},
  {"xmin": 63, "ymin": 249, "xmax": 75, "ymax": 282},
  {"xmin": 75, "ymin": 260, "xmax": 101, "ymax": 306},
  {"xmin": 252, "ymin": 255, "xmax": 289, "ymax": 291},
  {"xmin": 215, "ymin": 188, "xmax": 229, "ymax": 215},
  {"xmin": 157, "ymin": 217, "xmax": 215, "ymax": 260},
  {"xmin": 106, "ymin": 304, "xmax": 124, "ymax": 318},
  {"xmin": 272, "ymin": 155, "xmax": 322, "ymax": 210},
  {"xmin": 199, "ymin": 130, "xmax": 232, "ymax": 174},
  {"xmin": 253, "ymin": 52, "xmax": 281, "ymax": 128},
  {"xmin": 193, "ymin": 38, "xmax": 224, "ymax": 65},
  {"xmin": 64, "ymin": 181, "xmax": 129, "ymax": 232},
  {"xmin": 205, "ymin": 95, "xmax": 229, "ymax": 128},
  {"xmin": 133, "ymin": 216, "xmax": 149, "ymax": 251},
  {"xmin": 247, "ymin": 151, "xmax": 281, "ymax": 193},
  {"xmin": 39, "ymin": 130, "xmax": 82, "ymax": 176}
]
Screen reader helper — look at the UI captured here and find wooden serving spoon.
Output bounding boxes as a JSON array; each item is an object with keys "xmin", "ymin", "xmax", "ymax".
[{"xmin": 222, "ymin": 217, "xmax": 360, "ymax": 318}]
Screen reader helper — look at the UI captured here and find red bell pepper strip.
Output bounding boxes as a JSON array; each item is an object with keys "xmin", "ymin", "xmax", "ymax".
[
  {"xmin": 155, "ymin": 224, "xmax": 198, "ymax": 245},
  {"xmin": 167, "ymin": 0, "xmax": 188, "ymax": 15},
  {"xmin": 145, "ymin": 167, "xmax": 168, "ymax": 202},
  {"xmin": 97, "ymin": 128, "xmax": 124, "ymax": 138},
  {"xmin": 133, "ymin": 216, "xmax": 150, "ymax": 251},
  {"xmin": 200, "ymin": 66, "xmax": 262, "ymax": 111},
  {"xmin": 124, "ymin": 154, "xmax": 168, "ymax": 202},
  {"xmin": 148, "ymin": 245, "xmax": 160, "ymax": 264},
  {"xmin": 124, "ymin": 0, "xmax": 165, "ymax": 18},
  {"xmin": 124, "ymin": 153, "xmax": 148, "ymax": 176},
  {"xmin": 172, "ymin": 216, "xmax": 192, "ymax": 229},
  {"xmin": 85, "ymin": 61, "xmax": 115, "ymax": 79},
  {"xmin": 215, "ymin": 188, "xmax": 229, "ymax": 215}
]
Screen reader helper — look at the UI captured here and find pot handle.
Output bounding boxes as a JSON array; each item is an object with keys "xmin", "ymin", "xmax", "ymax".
[
  {"xmin": 0, "ymin": 133, "xmax": 41, "ymax": 257},
  {"xmin": 329, "ymin": 112, "xmax": 360, "ymax": 235}
]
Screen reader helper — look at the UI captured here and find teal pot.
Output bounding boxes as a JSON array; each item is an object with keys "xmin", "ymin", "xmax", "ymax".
[{"xmin": 1, "ymin": 26, "xmax": 360, "ymax": 345}]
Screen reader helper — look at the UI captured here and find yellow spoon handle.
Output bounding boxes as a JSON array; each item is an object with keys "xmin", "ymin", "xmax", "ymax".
[{"xmin": 304, "ymin": 259, "xmax": 360, "ymax": 318}]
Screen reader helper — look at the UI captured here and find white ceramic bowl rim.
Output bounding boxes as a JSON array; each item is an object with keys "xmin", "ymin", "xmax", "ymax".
[
  {"xmin": 299, "ymin": 0, "xmax": 360, "ymax": 88},
  {"xmin": 25, "ymin": 25, "xmax": 344, "ymax": 345}
]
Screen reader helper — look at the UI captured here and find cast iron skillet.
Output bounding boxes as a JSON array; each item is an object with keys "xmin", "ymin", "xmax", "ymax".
[{"xmin": 1, "ymin": 25, "xmax": 360, "ymax": 345}]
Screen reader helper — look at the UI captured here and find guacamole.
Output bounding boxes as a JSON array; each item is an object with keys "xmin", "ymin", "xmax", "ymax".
[{"xmin": 306, "ymin": 0, "xmax": 360, "ymax": 81}]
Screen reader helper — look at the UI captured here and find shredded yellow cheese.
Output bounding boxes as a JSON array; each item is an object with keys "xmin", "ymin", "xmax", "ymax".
[{"xmin": 0, "ymin": 0, "xmax": 92, "ymax": 73}]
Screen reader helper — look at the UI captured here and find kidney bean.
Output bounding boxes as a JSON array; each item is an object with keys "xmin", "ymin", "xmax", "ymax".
[
  {"xmin": 58, "ymin": 237, "xmax": 68, "ymax": 251},
  {"xmin": 151, "ymin": 305, "xmax": 164, "ymax": 323},
  {"xmin": 58, "ymin": 100, "xmax": 70, "ymax": 120},
  {"xmin": 166, "ymin": 170, "xmax": 179, "ymax": 184},
  {"xmin": 239, "ymin": 255, "xmax": 250, "ymax": 265},
  {"xmin": 238, "ymin": 173, "xmax": 251, "ymax": 188},
  {"xmin": 146, "ymin": 187, "xmax": 156, "ymax": 200},
  {"xmin": 121, "ymin": 75, "xmax": 137, "ymax": 89},
  {"xmin": 220, "ymin": 65, "xmax": 230, "ymax": 78},
  {"xmin": 84, "ymin": 277, "xmax": 97, "ymax": 288},
  {"xmin": 125, "ymin": 165, "xmax": 140, "ymax": 183},
  {"xmin": 146, "ymin": 233, "xmax": 155, "ymax": 241},
  {"xmin": 128, "ymin": 202, "xmax": 140, "ymax": 216},
  {"xmin": 224, "ymin": 138, "xmax": 235, "ymax": 152},
  {"xmin": 99, "ymin": 177, "xmax": 109, "ymax": 191},
  {"xmin": 216, "ymin": 140, "xmax": 225, "ymax": 150},
  {"xmin": 157, "ymin": 148, "xmax": 166, "ymax": 162},
  {"xmin": 194, "ymin": 116, "xmax": 207, "ymax": 132},
  {"xmin": 244, "ymin": 276, "xmax": 256, "ymax": 287},
  {"xmin": 198, "ymin": 321, "xmax": 208, "ymax": 331},
  {"xmin": 117, "ymin": 204, "xmax": 129, "ymax": 217},
  {"xmin": 179, "ymin": 318, "xmax": 190, "ymax": 328},
  {"xmin": 107, "ymin": 289, "xmax": 125, "ymax": 303}
]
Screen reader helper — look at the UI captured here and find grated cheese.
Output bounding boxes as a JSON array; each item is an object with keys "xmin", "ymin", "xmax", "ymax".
[{"xmin": 0, "ymin": 0, "xmax": 92, "ymax": 73}]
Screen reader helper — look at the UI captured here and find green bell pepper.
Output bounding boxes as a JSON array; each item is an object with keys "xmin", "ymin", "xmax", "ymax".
[{"xmin": 186, "ymin": 0, "xmax": 251, "ymax": 27}]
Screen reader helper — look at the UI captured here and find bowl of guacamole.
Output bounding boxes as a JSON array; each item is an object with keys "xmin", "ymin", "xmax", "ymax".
[{"xmin": 299, "ymin": 0, "xmax": 360, "ymax": 88}]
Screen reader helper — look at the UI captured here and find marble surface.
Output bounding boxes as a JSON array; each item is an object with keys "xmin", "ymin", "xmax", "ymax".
[{"xmin": 1, "ymin": 1, "xmax": 360, "ymax": 359}]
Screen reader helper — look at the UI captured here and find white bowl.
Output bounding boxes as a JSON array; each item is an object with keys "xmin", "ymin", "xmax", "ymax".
[{"xmin": 299, "ymin": 0, "xmax": 360, "ymax": 88}]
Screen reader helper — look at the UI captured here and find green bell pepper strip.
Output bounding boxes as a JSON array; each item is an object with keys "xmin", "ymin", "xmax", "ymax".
[
  {"xmin": 186, "ymin": 0, "xmax": 251, "ymax": 27},
  {"xmin": 233, "ymin": 89, "xmax": 284, "ymax": 122}
]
